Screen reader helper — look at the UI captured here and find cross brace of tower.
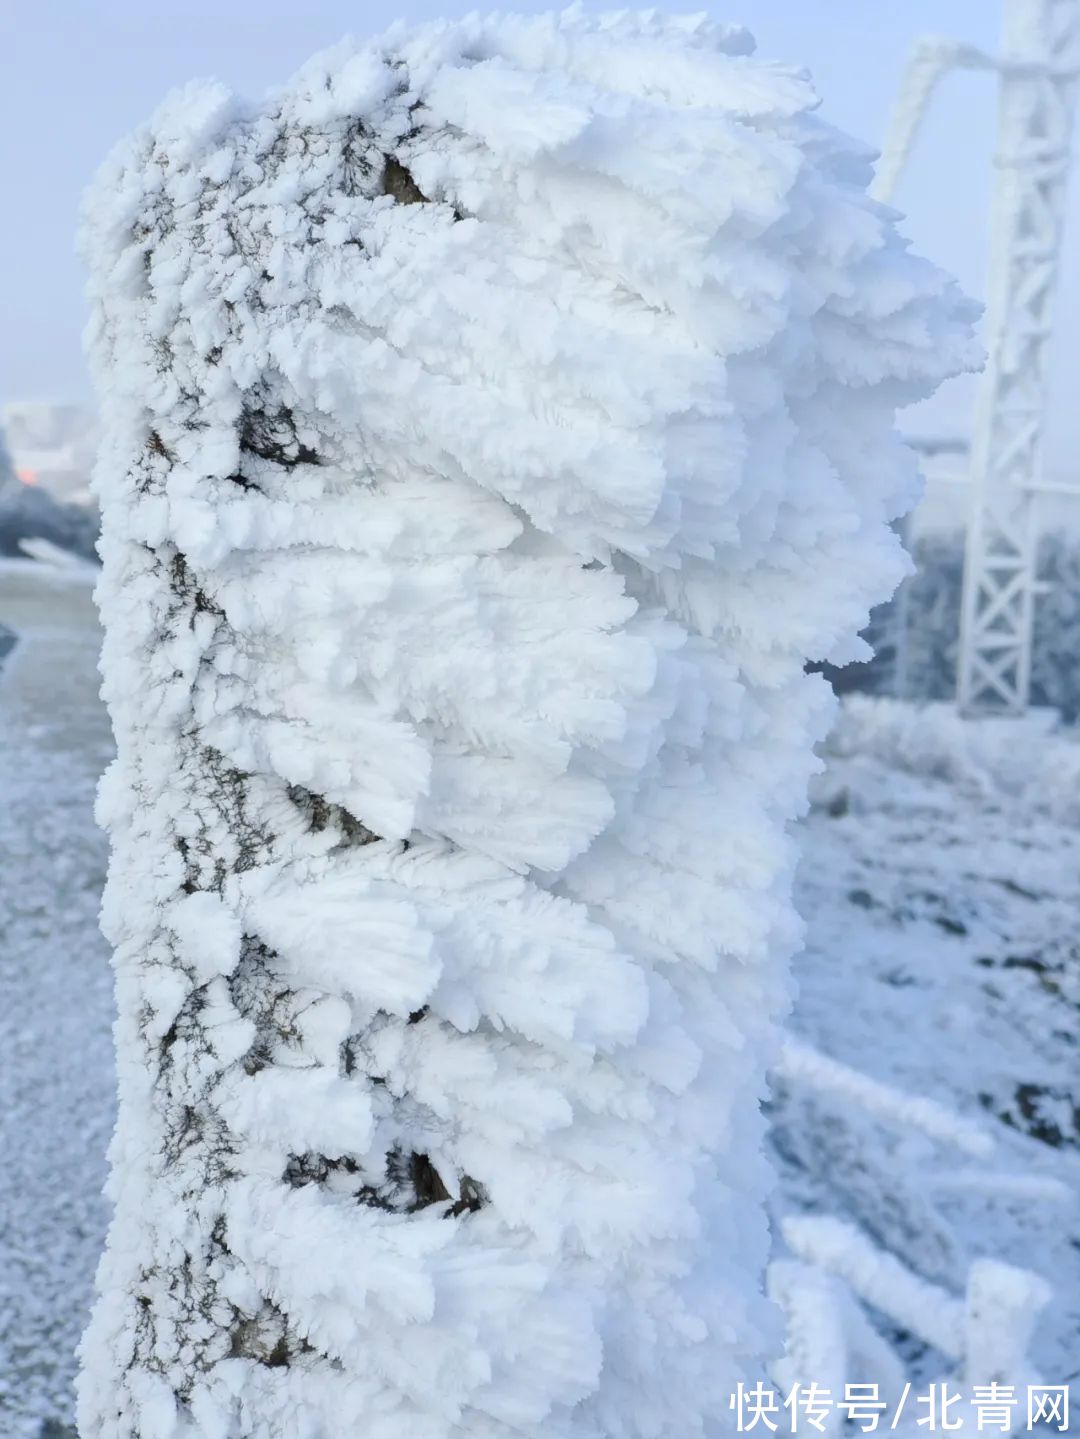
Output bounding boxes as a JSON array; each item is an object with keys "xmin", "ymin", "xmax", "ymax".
[{"xmin": 872, "ymin": 0, "xmax": 1080, "ymax": 715}]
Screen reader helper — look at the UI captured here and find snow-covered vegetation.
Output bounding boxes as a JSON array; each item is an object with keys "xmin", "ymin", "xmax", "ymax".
[
  {"xmin": 828, "ymin": 529, "xmax": 1080, "ymax": 723},
  {"xmin": 73, "ymin": 9, "xmax": 977, "ymax": 1437}
]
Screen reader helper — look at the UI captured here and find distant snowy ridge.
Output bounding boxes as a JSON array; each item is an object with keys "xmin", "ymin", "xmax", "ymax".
[{"xmin": 79, "ymin": 10, "xmax": 976, "ymax": 1438}]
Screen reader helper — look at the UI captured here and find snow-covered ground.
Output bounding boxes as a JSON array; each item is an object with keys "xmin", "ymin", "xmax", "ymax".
[
  {"xmin": 0, "ymin": 574, "xmax": 1076, "ymax": 1434},
  {"xmin": 777, "ymin": 698, "xmax": 1080, "ymax": 1392},
  {"xmin": 0, "ymin": 562, "xmax": 113, "ymax": 1439}
]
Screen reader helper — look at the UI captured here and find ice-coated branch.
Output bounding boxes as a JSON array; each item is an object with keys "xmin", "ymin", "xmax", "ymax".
[
  {"xmin": 776, "ymin": 1035, "xmax": 993, "ymax": 1156},
  {"xmin": 782, "ymin": 1216, "xmax": 1051, "ymax": 1388},
  {"xmin": 963, "ymin": 1260, "xmax": 1050, "ymax": 1386},
  {"xmin": 783, "ymin": 1214, "xmax": 966, "ymax": 1360},
  {"xmin": 768, "ymin": 1258, "xmax": 906, "ymax": 1429}
]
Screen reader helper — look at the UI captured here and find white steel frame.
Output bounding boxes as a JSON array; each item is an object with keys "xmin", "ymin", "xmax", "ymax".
[{"xmin": 872, "ymin": 0, "xmax": 1080, "ymax": 715}]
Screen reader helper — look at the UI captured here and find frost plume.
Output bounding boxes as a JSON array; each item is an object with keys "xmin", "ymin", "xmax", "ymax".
[{"xmin": 78, "ymin": 10, "xmax": 976, "ymax": 1438}]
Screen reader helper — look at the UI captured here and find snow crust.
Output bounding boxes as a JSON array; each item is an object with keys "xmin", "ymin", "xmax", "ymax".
[{"xmin": 78, "ymin": 11, "xmax": 976, "ymax": 1438}]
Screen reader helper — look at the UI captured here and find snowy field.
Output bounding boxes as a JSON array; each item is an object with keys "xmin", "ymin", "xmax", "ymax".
[
  {"xmin": 774, "ymin": 699, "xmax": 1080, "ymax": 1393},
  {"xmin": 1, "ymin": 567, "xmax": 1076, "ymax": 1435},
  {"xmin": 0, "ymin": 563, "xmax": 113, "ymax": 1439}
]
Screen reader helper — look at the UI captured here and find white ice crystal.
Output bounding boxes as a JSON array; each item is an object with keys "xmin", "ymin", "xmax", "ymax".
[{"xmin": 77, "ymin": 10, "xmax": 977, "ymax": 1438}]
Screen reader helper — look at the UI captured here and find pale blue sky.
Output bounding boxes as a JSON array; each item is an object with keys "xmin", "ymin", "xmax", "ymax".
[{"xmin": 2, "ymin": 1, "xmax": 1077, "ymax": 470}]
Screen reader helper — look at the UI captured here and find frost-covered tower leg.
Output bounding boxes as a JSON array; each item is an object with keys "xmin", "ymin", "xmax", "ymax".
[{"xmin": 78, "ymin": 14, "xmax": 976, "ymax": 1438}]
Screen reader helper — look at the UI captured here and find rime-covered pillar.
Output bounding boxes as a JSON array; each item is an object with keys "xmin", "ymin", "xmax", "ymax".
[{"xmin": 78, "ymin": 14, "xmax": 976, "ymax": 1439}]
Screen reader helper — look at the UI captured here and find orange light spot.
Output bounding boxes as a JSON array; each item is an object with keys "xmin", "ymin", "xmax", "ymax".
[{"xmin": 16, "ymin": 468, "xmax": 38, "ymax": 486}]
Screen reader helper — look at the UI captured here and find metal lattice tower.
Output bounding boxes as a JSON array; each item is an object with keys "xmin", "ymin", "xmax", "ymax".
[{"xmin": 873, "ymin": 0, "xmax": 1080, "ymax": 715}]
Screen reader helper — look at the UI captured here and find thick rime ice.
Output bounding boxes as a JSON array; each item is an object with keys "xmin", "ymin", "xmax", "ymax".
[{"xmin": 77, "ymin": 11, "xmax": 977, "ymax": 1438}]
